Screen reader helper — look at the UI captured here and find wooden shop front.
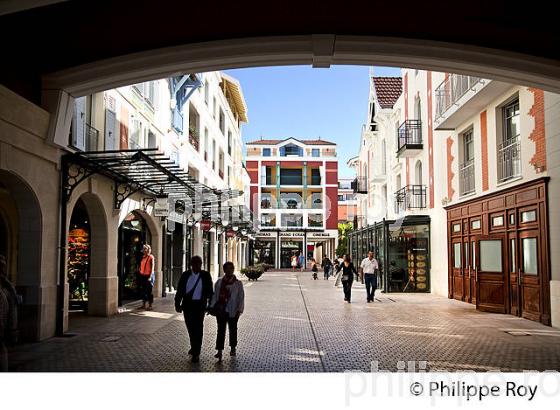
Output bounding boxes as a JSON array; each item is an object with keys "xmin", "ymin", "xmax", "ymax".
[{"xmin": 446, "ymin": 177, "xmax": 550, "ymax": 325}]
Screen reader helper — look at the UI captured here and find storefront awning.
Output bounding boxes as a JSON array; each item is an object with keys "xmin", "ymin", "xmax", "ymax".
[{"xmin": 62, "ymin": 148, "xmax": 244, "ymax": 209}]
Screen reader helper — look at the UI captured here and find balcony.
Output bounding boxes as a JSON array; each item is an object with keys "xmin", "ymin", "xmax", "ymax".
[
  {"xmin": 394, "ymin": 185, "xmax": 427, "ymax": 214},
  {"xmin": 434, "ymin": 74, "xmax": 511, "ymax": 130},
  {"xmin": 351, "ymin": 176, "xmax": 368, "ymax": 194},
  {"xmin": 69, "ymin": 122, "xmax": 99, "ymax": 152},
  {"xmin": 459, "ymin": 159, "xmax": 475, "ymax": 196},
  {"xmin": 498, "ymin": 139, "xmax": 521, "ymax": 182},
  {"xmin": 396, "ymin": 120, "xmax": 422, "ymax": 157}
]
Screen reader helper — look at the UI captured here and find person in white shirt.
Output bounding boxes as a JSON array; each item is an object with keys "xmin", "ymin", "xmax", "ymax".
[{"xmin": 360, "ymin": 251, "xmax": 379, "ymax": 303}]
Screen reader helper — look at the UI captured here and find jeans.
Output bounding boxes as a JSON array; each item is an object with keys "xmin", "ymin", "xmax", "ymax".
[
  {"xmin": 215, "ymin": 315, "xmax": 239, "ymax": 350},
  {"xmin": 365, "ymin": 273, "xmax": 377, "ymax": 301},
  {"xmin": 139, "ymin": 275, "xmax": 153, "ymax": 304},
  {"xmin": 342, "ymin": 280, "xmax": 352, "ymax": 301},
  {"xmin": 183, "ymin": 301, "xmax": 206, "ymax": 356}
]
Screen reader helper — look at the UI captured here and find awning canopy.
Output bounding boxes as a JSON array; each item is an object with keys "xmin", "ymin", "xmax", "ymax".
[{"xmin": 62, "ymin": 148, "xmax": 243, "ymax": 210}]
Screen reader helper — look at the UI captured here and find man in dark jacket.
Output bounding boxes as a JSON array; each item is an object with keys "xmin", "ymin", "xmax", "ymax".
[{"xmin": 175, "ymin": 255, "xmax": 213, "ymax": 363}]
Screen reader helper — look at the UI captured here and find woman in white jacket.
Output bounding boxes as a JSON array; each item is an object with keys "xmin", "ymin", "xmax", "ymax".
[{"xmin": 209, "ymin": 261, "xmax": 245, "ymax": 361}]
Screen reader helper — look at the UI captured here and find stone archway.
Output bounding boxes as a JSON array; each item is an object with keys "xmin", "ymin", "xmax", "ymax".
[{"xmin": 0, "ymin": 170, "xmax": 42, "ymax": 341}]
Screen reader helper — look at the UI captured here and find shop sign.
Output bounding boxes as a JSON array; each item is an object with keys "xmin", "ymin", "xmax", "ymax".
[
  {"xmin": 256, "ymin": 232, "xmax": 274, "ymax": 237},
  {"xmin": 199, "ymin": 219, "xmax": 212, "ymax": 231},
  {"xmin": 308, "ymin": 232, "xmax": 334, "ymax": 239},
  {"xmin": 154, "ymin": 197, "xmax": 170, "ymax": 217},
  {"xmin": 279, "ymin": 232, "xmax": 305, "ymax": 238},
  {"xmin": 167, "ymin": 211, "xmax": 183, "ymax": 224},
  {"xmin": 226, "ymin": 230, "xmax": 236, "ymax": 238}
]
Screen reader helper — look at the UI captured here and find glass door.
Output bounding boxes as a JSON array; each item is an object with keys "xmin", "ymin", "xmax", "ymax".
[
  {"xmin": 475, "ymin": 235, "xmax": 507, "ymax": 313},
  {"xmin": 450, "ymin": 239, "xmax": 464, "ymax": 300}
]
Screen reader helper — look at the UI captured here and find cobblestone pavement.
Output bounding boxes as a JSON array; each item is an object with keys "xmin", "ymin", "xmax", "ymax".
[{"xmin": 8, "ymin": 271, "xmax": 560, "ymax": 372}]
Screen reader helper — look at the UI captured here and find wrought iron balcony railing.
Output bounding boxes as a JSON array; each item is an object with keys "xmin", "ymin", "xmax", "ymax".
[
  {"xmin": 435, "ymin": 74, "xmax": 482, "ymax": 121},
  {"xmin": 394, "ymin": 185, "xmax": 427, "ymax": 214},
  {"xmin": 397, "ymin": 120, "xmax": 422, "ymax": 156},
  {"xmin": 498, "ymin": 138, "xmax": 521, "ymax": 182},
  {"xmin": 351, "ymin": 176, "xmax": 368, "ymax": 194},
  {"xmin": 459, "ymin": 159, "xmax": 475, "ymax": 196}
]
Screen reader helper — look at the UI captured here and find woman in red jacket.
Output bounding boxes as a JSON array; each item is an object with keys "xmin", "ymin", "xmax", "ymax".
[{"xmin": 139, "ymin": 244, "xmax": 155, "ymax": 310}]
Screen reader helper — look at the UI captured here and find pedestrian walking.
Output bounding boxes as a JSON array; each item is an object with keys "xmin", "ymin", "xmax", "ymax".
[
  {"xmin": 337, "ymin": 255, "xmax": 356, "ymax": 303},
  {"xmin": 311, "ymin": 259, "xmax": 318, "ymax": 280},
  {"xmin": 298, "ymin": 252, "xmax": 305, "ymax": 272},
  {"xmin": 291, "ymin": 253, "xmax": 298, "ymax": 272},
  {"xmin": 322, "ymin": 257, "xmax": 332, "ymax": 280},
  {"xmin": 0, "ymin": 255, "xmax": 18, "ymax": 372},
  {"xmin": 175, "ymin": 255, "xmax": 214, "ymax": 363},
  {"xmin": 139, "ymin": 244, "xmax": 155, "ymax": 310},
  {"xmin": 208, "ymin": 262, "xmax": 244, "ymax": 361},
  {"xmin": 360, "ymin": 251, "xmax": 379, "ymax": 303}
]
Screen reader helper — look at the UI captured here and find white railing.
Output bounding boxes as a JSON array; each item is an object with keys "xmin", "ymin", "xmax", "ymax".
[{"xmin": 435, "ymin": 74, "xmax": 483, "ymax": 121}]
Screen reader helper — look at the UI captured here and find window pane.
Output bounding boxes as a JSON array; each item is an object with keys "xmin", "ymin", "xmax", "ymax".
[
  {"xmin": 453, "ymin": 243, "xmax": 461, "ymax": 268},
  {"xmin": 492, "ymin": 215, "xmax": 504, "ymax": 227},
  {"xmin": 453, "ymin": 223, "xmax": 461, "ymax": 232},
  {"xmin": 464, "ymin": 242, "xmax": 469, "ymax": 267},
  {"xmin": 471, "ymin": 219, "xmax": 481, "ymax": 230},
  {"xmin": 522, "ymin": 238, "xmax": 538, "ymax": 275},
  {"xmin": 521, "ymin": 210, "xmax": 537, "ymax": 223},
  {"xmin": 510, "ymin": 239, "xmax": 516, "ymax": 272},
  {"xmin": 472, "ymin": 241, "xmax": 476, "ymax": 268},
  {"xmin": 480, "ymin": 240, "xmax": 502, "ymax": 272}
]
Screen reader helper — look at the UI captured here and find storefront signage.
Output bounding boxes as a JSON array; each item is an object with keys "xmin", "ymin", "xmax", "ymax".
[
  {"xmin": 256, "ymin": 232, "xmax": 274, "ymax": 237},
  {"xmin": 199, "ymin": 219, "xmax": 212, "ymax": 231},
  {"xmin": 154, "ymin": 197, "xmax": 170, "ymax": 217},
  {"xmin": 308, "ymin": 232, "xmax": 333, "ymax": 238},
  {"xmin": 279, "ymin": 232, "xmax": 305, "ymax": 238},
  {"xmin": 167, "ymin": 211, "xmax": 183, "ymax": 224}
]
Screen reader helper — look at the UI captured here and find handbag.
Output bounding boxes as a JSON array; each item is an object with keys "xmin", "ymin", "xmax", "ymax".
[{"xmin": 208, "ymin": 301, "xmax": 226, "ymax": 317}]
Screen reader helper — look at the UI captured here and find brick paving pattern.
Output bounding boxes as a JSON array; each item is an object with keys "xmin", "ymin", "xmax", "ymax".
[{"xmin": 8, "ymin": 271, "xmax": 560, "ymax": 372}]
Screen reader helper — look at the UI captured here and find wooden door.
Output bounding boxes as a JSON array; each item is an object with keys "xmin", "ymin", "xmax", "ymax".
[
  {"xmin": 518, "ymin": 230, "xmax": 543, "ymax": 322},
  {"xmin": 469, "ymin": 237, "xmax": 477, "ymax": 304},
  {"xmin": 475, "ymin": 235, "xmax": 508, "ymax": 313}
]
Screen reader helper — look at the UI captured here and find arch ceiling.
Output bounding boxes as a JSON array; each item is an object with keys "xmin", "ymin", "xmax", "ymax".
[{"xmin": 1, "ymin": 0, "xmax": 559, "ymax": 102}]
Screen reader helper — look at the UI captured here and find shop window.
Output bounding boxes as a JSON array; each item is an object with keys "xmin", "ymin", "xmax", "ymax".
[
  {"xmin": 492, "ymin": 215, "xmax": 504, "ymax": 227},
  {"xmin": 471, "ymin": 219, "xmax": 481, "ymax": 230},
  {"xmin": 521, "ymin": 210, "xmax": 537, "ymax": 223},
  {"xmin": 522, "ymin": 238, "xmax": 538, "ymax": 275},
  {"xmin": 480, "ymin": 240, "xmax": 502, "ymax": 272},
  {"xmin": 453, "ymin": 243, "xmax": 461, "ymax": 268}
]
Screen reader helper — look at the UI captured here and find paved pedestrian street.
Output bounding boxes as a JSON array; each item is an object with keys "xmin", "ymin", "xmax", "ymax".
[{"xmin": 8, "ymin": 271, "xmax": 560, "ymax": 372}]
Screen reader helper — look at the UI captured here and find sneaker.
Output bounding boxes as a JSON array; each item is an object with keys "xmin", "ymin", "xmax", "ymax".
[
  {"xmin": 230, "ymin": 347, "xmax": 236, "ymax": 356},
  {"xmin": 146, "ymin": 304, "xmax": 153, "ymax": 311}
]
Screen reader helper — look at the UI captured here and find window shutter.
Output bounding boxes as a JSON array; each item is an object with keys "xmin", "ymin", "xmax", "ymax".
[
  {"xmin": 73, "ymin": 97, "xmax": 86, "ymax": 150},
  {"xmin": 105, "ymin": 108, "xmax": 117, "ymax": 150}
]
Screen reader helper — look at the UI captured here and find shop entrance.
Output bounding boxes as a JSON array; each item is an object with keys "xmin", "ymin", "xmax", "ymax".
[
  {"xmin": 67, "ymin": 199, "xmax": 90, "ymax": 311},
  {"xmin": 118, "ymin": 211, "xmax": 151, "ymax": 305},
  {"xmin": 253, "ymin": 239, "xmax": 276, "ymax": 266},
  {"xmin": 163, "ymin": 221, "xmax": 184, "ymax": 293},
  {"xmin": 280, "ymin": 240, "xmax": 303, "ymax": 269}
]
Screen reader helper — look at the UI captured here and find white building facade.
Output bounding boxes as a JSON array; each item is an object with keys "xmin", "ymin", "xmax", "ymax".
[{"xmin": 349, "ymin": 69, "xmax": 559, "ymax": 327}]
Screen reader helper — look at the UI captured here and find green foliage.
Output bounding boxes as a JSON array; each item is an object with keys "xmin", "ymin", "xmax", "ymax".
[{"xmin": 336, "ymin": 221, "xmax": 353, "ymax": 256}]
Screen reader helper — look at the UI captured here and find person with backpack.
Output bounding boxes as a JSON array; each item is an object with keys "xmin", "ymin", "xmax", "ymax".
[
  {"xmin": 208, "ymin": 262, "xmax": 245, "ymax": 362},
  {"xmin": 139, "ymin": 244, "xmax": 155, "ymax": 310}
]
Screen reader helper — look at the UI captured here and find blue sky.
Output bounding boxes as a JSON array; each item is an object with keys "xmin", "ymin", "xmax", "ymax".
[{"xmin": 223, "ymin": 65, "xmax": 401, "ymax": 178}]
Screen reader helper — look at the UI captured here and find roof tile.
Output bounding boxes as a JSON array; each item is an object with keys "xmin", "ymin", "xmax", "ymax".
[{"xmin": 373, "ymin": 77, "xmax": 403, "ymax": 109}]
